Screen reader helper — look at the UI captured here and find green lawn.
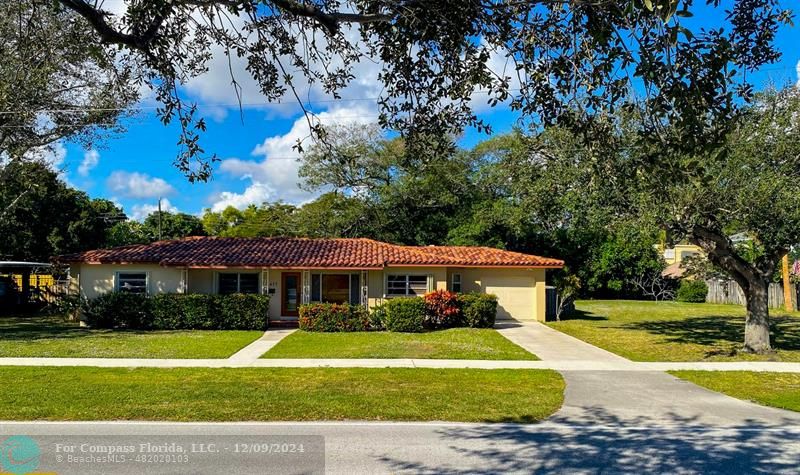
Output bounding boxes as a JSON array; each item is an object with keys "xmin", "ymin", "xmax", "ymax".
[
  {"xmin": 262, "ymin": 328, "xmax": 538, "ymax": 360},
  {"xmin": 0, "ymin": 315, "xmax": 262, "ymax": 358},
  {"xmin": 0, "ymin": 367, "xmax": 564, "ymax": 422},
  {"xmin": 671, "ymin": 371, "xmax": 800, "ymax": 412},
  {"xmin": 549, "ymin": 300, "xmax": 800, "ymax": 362}
]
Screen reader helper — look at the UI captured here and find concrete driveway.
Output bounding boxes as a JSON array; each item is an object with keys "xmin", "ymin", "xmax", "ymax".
[{"xmin": 497, "ymin": 321, "xmax": 800, "ymax": 426}]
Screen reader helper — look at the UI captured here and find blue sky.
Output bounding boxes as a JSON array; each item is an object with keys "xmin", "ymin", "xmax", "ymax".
[{"xmin": 53, "ymin": 5, "xmax": 800, "ymax": 221}]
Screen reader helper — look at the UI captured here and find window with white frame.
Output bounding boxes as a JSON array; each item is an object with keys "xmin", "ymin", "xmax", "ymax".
[
  {"xmin": 387, "ymin": 275, "xmax": 428, "ymax": 297},
  {"xmin": 309, "ymin": 273, "xmax": 362, "ymax": 305},
  {"xmin": 217, "ymin": 272, "xmax": 259, "ymax": 295},
  {"xmin": 116, "ymin": 272, "xmax": 148, "ymax": 294},
  {"xmin": 451, "ymin": 273, "xmax": 462, "ymax": 293}
]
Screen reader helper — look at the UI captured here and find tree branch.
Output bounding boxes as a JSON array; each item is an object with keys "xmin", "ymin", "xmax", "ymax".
[{"xmin": 58, "ymin": 0, "xmax": 171, "ymax": 51}]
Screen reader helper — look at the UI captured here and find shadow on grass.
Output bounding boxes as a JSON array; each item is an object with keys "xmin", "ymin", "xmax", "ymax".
[
  {"xmin": 622, "ymin": 316, "xmax": 800, "ymax": 353},
  {"xmin": 379, "ymin": 407, "xmax": 800, "ymax": 474},
  {"xmin": 556, "ymin": 309, "xmax": 609, "ymax": 321},
  {"xmin": 0, "ymin": 315, "xmax": 149, "ymax": 342}
]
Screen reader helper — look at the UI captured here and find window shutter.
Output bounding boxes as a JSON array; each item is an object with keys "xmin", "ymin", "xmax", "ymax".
[{"xmin": 427, "ymin": 274, "xmax": 434, "ymax": 293}]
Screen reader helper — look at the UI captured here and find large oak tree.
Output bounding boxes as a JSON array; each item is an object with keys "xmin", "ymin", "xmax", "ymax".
[{"xmin": 53, "ymin": 0, "xmax": 791, "ymax": 178}]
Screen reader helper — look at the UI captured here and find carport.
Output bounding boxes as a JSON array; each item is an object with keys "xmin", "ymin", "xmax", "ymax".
[{"xmin": 0, "ymin": 261, "xmax": 55, "ymax": 308}]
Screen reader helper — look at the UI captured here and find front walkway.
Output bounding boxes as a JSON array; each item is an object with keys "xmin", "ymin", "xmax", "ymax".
[
  {"xmin": 227, "ymin": 328, "xmax": 297, "ymax": 364},
  {"xmin": 497, "ymin": 321, "xmax": 800, "ymax": 426}
]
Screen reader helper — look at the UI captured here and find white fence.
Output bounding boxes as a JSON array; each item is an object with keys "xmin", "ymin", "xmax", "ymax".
[{"xmin": 705, "ymin": 279, "xmax": 797, "ymax": 310}]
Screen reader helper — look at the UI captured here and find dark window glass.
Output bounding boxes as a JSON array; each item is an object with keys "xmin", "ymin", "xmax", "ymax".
[
  {"xmin": 407, "ymin": 275, "xmax": 428, "ymax": 296},
  {"xmin": 311, "ymin": 274, "xmax": 321, "ymax": 302},
  {"xmin": 218, "ymin": 273, "xmax": 239, "ymax": 295},
  {"xmin": 322, "ymin": 274, "xmax": 349, "ymax": 304},
  {"xmin": 349, "ymin": 273, "xmax": 360, "ymax": 305},
  {"xmin": 238, "ymin": 273, "xmax": 259, "ymax": 294}
]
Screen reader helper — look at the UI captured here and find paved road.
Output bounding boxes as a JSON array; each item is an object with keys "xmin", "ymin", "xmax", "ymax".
[{"xmin": 2, "ymin": 420, "xmax": 800, "ymax": 474}]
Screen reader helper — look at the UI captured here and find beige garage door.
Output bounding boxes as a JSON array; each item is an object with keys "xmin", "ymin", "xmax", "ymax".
[{"xmin": 482, "ymin": 273, "xmax": 536, "ymax": 321}]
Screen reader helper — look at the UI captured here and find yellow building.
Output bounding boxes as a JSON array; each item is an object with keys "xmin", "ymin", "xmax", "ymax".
[{"xmin": 657, "ymin": 244, "xmax": 704, "ymax": 266}]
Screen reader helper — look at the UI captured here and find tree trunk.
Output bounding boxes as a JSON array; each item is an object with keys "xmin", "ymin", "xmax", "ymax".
[{"xmin": 743, "ymin": 278, "xmax": 772, "ymax": 353}]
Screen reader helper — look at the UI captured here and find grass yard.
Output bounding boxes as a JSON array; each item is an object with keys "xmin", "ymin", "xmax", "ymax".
[
  {"xmin": 0, "ymin": 315, "xmax": 262, "ymax": 358},
  {"xmin": 0, "ymin": 367, "xmax": 563, "ymax": 422},
  {"xmin": 670, "ymin": 371, "xmax": 800, "ymax": 413},
  {"xmin": 262, "ymin": 328, "xmax": 538, "ymax": 360},
  {"xmin": 549, "ymin": 300, "xmax": 800, "ymax": 362}
]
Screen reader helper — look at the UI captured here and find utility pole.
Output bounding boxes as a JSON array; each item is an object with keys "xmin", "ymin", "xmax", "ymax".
[
  {"xmin": 782, "ymin": 254, "xmax": 793, "ymax": 312},
  {"xmin": 157, "ymin": 197, "xmax": 163, "ymax": 241}
]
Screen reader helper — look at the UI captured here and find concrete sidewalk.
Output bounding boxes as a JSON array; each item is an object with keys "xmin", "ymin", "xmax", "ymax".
[
  {"xmin": 1, "ymin": 356, "xmax": 799, "ymax": 371},
  {"xmin": 227, "ymin": 328, "xmax": 296, "ymax": 363}
]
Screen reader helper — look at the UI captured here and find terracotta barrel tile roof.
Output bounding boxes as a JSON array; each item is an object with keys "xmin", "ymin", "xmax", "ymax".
[{"xmin": 58, "ymin": 237, "xmax": 564, "ymax": 269}]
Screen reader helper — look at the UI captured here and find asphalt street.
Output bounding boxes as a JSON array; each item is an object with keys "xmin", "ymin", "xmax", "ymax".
[{"xmin": 3, "ymin": 420, "xmax": 800, "ymax": 474}]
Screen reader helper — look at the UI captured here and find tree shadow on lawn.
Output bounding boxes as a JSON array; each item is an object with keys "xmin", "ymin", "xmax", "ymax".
[
  {"xmin": 378, "ymin": 407, "xmax": 800, "ymax": 474},
  {"xmin": 0, "ymin": 315, "xmax": 150, "ymax": 342},
  {"xmin": 555, "ymin": 309, "xmax": 609, "ymax": 321},
  {"xmin": 622, "ymin": 316, "xmax": 800, "ymax": 355}
]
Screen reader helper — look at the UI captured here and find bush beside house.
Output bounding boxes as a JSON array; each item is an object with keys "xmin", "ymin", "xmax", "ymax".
[
  {"xmin": 458, "ymin": 292, "xmax": 499, "ymax": 328},
  {"xmin": 298, "ymin": 303, "xmax": 370, "ymax": 332},
  {"xmin": 82, "ymin": 292, "xmax": 270, "ymax": 330},
  {"xmin": 676, "ymin": 280, "xmax": 709, "ymax": 303},
  {"xmin": 376, "ymin": 292, "xmax": 498, "ymax": 332},
  {"xmin": 383, "ymin": 297, "xmax": 427, "ymax": 332}
]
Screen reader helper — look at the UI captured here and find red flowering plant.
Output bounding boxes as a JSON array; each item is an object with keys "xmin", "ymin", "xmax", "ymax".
[{"xmin": 423, "ymin": 289, "xmax": 462, "ymax": 329}]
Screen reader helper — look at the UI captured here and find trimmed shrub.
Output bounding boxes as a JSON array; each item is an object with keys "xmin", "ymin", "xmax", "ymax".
[
  {"xmin": 458, "ymin": 292, "xmax": 498, "ymax": 328},
  {"xmin": 676, "ymin": 279, "xmax": 708, "ymax": 303},
  {"xmin": 82, "ymin": 292, "xmax": 152, "ymax": 329},
  {"xmin": 423, "ymin": 289, "xmax": 462, "ymax": 329},
  {"xmin": 299, "ymin": 303, "xmax": 370, "ymax": 332},
  {"xmin": 383, "ymin": 297, "xmax": 426, "ymax": 332},
  {"xmin": 217, "ymin": 294, "xmax": 270, "ymax": 330},
  {"xmin": 85, "ymin": 292, "xmax": 270, "ymax": 330},
  {"xmin": 369, "ymin": 304, "xmax": 387, "ymax": 331}
]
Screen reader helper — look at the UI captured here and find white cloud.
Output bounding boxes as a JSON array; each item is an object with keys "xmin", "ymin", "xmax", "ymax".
[
  {"xmin": 106, "ymin": 171, "xmax": 175, "ymax": 199},
  {"xmin": 210, "ymin": 182, "xmax": 275, "ymax": 212},
  {"xmin": 182, "ymin": 21, "xmax": 384, "ymax": 121},
  {"xmin": 796, "ymin": 60, "xmax": 800, "ymax": 87},
  {"xmin": 129, "ymin": 198, "xmax": 179, "ymax": 222},
  {"xmin": 24, "ymin": 141, "xmax": 67, "ymax": 170},
  {"xmin": 209, "ymin": 105, "xmax": 375, "ymax": 210},
  {"xmin": 77, "ymin": 149, "xmax": 100, "ymax": 176}
]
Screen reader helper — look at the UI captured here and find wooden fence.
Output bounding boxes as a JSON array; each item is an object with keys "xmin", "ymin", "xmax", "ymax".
[{"xmin": 705, "ymin": 279, "xmax": 798, "ymax": 310}]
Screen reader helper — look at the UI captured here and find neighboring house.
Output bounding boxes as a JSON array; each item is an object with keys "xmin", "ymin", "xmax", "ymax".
[
  {"xmin": 59, "ymin": 237, "xmax": 564, "ymax": 323},
  {"xmin": 658, "ymin": 244, "xmax": 704, "ymax": 266},
  {"xmin": 655, "ymin": 243, "xmax": 705, "ymax": 279}
]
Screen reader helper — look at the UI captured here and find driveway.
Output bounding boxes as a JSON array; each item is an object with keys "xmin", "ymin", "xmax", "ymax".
[{"xmin": 496, "ymin": 321, "xmax": 800, "ymax": 426}]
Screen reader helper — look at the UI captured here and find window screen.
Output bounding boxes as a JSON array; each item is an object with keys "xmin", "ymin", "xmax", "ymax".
[{"xmin": 117, "ymin": 272, "xmax": 147, "ymax": 294}]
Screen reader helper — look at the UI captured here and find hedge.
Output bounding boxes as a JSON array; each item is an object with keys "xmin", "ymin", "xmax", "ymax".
[
  {"xmin": 82, "ymin": 292, "xmax": 270, "ymax": 330},
  {"xmin": 298, "ymin": 303, "xmax": 370, "ymax": 332},
  {"xmin": 383, "ymin": 297, "xmax": 426, "ymax": 332},
  {"xmin": 458, "ymin": 292, "xmax": 498, "ymax": 328},
  {"xmin": 676, "ymin": 280, "xmax": 708, "ymax": 303}
]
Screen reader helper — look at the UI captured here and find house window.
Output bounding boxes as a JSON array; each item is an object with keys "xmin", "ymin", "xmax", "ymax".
[
  {"xmin": 349, "ymin": 273, "xmax": 361, "ymax": 305},
  {"xmin": 218, "ymin": 273, "xmax": 259, "ymax": 295},
  {"xmin": 116, "ymin": 272, "xmax": 148, "ymax": 294},
  {"xmin": 311, "ymin": 274, "xmax": 322, "ymax": 302},
  {"xmin": 309, "ymin": 273, "xmax": 362, "ymax": 304},
  {"xmin": 451, "ymin": 273, "xmax": 462, "ymax": 293},
  {"xmin": 322, "ymin": 274, "xmax": 350, "ymax": 304},
  {"xmin": 387, "ymin": 275, "xmax": 428, "ymax": 297}
]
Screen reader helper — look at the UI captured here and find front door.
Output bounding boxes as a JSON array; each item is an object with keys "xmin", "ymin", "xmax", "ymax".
[{"xmin": 281, "ymin": 272, "xmax": 301, "ymax": 317}]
